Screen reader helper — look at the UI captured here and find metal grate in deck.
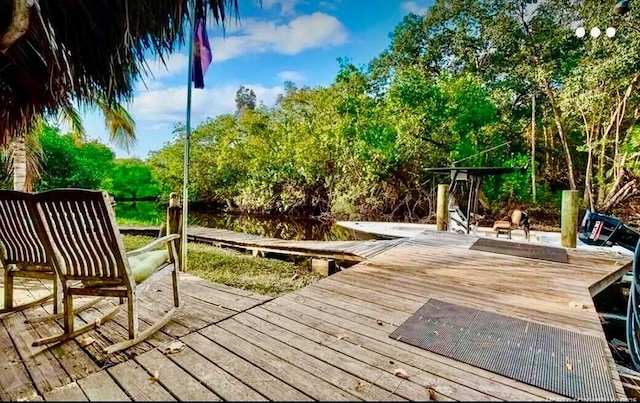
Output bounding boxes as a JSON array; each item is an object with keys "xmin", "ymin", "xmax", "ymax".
[{"xmin": 389, "ymin": 299, "xmax": 616, "ymax": 400}]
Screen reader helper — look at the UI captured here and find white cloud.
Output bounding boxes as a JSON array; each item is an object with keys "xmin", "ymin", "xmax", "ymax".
[
  {"xmin": 277, "ymin": 71, "xmax": 305, "ymax": 82},
  {"xmin": 401, "ymin": 1, "xmax": 430, "ymax": 15},
  {"xmin": 122, "ymin": 84, "xmax": 283, "ymax": 157},
  {"xmin": 263, "ymin": 0, "xmax": 300, "ymax": 16},
  {"xmin": 211, "ymin": 12, "xmax": 348, "ymax": 62},
  {"xmin": 319, "ymin": 1, "xmax": 337, "ymax": 11}
]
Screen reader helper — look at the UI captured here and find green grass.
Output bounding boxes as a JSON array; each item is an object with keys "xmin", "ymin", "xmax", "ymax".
[{"xmin": 122, "ymin": 235, "xmax": 322, "ymax": 297}]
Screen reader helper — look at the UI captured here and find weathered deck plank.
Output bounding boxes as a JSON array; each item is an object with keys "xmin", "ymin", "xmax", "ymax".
[
  {"xmin": 42, "ymin": 382, "xmax": 87, "ymax": 401},
  {"xmin": 217, "ymin": 315, "xmax": 405, "ymax": 401},
  {"xmin": 0, "ymin": 319, "xmax": 38, "ymax": 401},
  {"xmin": 167, "ymin": 347, "xmax": 268, "ymax": 402},
  {"xmin": 76, "ymin": 371, "xmax": 130, "ymax": 401},
  {"xmin": 180, "ymin": 332, "xmax": 312, "ymax": 401},
  {"xmin": 198, "ymin": 324, "xmax": 357, "ymax": 401},
  {"xmin": 135, "ymin": 349, "xmax": 222, "ymax": 401},
  {"xmin": 107, "ymin": 360, "xmax": 176, "ymax": 401}
]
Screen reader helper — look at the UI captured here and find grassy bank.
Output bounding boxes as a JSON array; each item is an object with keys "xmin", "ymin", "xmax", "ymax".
[{"xmin": 123, "ymin": 235, "xmax": 322, "ymax": 297}]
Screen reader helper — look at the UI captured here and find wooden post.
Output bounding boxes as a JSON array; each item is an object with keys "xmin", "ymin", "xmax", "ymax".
[
  {"xmin": 166, "ymin": 192, "xmax": 184, "ymax": 271},
  {"xmin": 311, "ymin": 258, "xmax": 337, "ymax": 277},
  {"xmin": 561, "ymin": 190, "xmax": 579, "ymax": 248},
  {"xmin": 436, "ymin": 184, "xmax": 449, "ymax": 231}
]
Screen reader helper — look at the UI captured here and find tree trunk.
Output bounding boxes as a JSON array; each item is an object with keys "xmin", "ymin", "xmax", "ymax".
[
  {"xmin": 13, "ymin": 134, "xmax": 28, "ymax": 192},
  {"xmin": 1, "ymin": 0, "xmax": 36, "ymax": 53},
  {"xmin": 531, "ymin": 93, "xmax": 536, "ymax": 203},
  {"xmin": 541, "ymin": 78, "xmax": 577, "ymax": 190},
  {"xmin": 582, "ymin": 115, "xmax": 594, "ymax": 211}
]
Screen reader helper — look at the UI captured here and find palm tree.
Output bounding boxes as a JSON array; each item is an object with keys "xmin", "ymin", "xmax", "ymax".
[{"xmin": 9, "ymin": 96, "xmax": 136, "ymax": 192}]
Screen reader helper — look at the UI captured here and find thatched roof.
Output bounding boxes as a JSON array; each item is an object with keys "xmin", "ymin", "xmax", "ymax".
[{"xmin": 0, "ymin": 0, "xmax": 238, "ymax": 145}]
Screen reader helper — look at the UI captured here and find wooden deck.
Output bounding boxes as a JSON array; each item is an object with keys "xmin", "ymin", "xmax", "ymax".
[
  {"xmin": 0, "ymin": 230, "xmax": 634, "ymax": 401},
  {"xmin": 121, "ymin": 225, "xmax": 403, "ymax": 262}
]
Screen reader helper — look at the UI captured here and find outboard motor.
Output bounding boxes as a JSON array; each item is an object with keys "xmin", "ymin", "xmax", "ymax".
[
  {"xmin": 579, "ymin": 210, "xmax": 640, "ymax": 370},
  {"xmin": 578, "ymin": 209, "xmax": 640, "ymax": 252}
]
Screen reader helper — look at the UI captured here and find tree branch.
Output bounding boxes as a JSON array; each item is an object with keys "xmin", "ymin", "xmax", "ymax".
[{"xmin": 0, "ymin": 0, "xmax": 36, "ymax": 53}]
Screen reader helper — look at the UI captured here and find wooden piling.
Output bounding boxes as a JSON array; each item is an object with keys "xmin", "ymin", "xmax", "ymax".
[
  {"xmin": 436, "ymin": 184, "xmax": 449, "ymax": 231},
  {"xmin": 311, "ymin": 258, "xmax": 337, "ymax": 277},
  {"xmin": 166, "ymin": 192, "xmax": 184, "ymax": 271},
  {"xmin": 561, "ymin": 190, "xmax": 579, "ymax": 248}
]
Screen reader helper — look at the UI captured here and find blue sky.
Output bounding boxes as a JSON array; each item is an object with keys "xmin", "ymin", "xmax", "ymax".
[{"xmin": 77, "ymin": 0, "xmax": 434, "ymax": 159}]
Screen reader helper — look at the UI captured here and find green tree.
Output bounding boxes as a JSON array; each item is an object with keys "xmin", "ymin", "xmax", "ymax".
[
  {"xmin": 37, "ymin": 126, "xmax": 115, "ymax": 190},
  {"xmin": 102, "ymin": 158, "xmax": 161, "ymax": 200}
]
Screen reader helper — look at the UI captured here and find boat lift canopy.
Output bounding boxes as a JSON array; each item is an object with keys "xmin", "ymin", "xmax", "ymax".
[{"xmin": 426, "ymin": 165, "xmax": 528, "ymax": 234}]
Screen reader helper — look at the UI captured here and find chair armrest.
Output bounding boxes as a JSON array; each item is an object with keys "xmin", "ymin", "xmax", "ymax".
[{"xmin": 126, "ymin": 234, "xmax": 181, "ymax": 258}]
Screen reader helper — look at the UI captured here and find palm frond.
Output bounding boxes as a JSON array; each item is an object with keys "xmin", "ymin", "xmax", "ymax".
[
  {"xmin": 0, "ymin": 0, "xmax": 240, "ymax": 145},
  {"xmin": 57, "ymin": 101, "xmax": 87, "ymax": 143}
]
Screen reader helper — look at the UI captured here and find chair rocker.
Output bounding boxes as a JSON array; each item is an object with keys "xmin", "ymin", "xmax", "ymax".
[{"xmin": 31, "ymin": 189, "xmax": 181, "ymax": 355}]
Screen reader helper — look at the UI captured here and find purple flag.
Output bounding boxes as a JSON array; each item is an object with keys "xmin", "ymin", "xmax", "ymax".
[{"xmin": 193, "ymin": 16, "xmax": 211, "ymax": 89}]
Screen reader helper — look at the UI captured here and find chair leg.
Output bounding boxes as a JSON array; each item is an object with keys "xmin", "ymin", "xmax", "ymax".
[
  {"xmin": 63, "ymin": 291, "xmax": 74, "ymax": 335},
  {"xmin": 4, "ymin": 267, "xmax": 13, "ymax": 312},
  {"xmin": 127, "ymin": 293, "xmax": 138, "ymax": 340},
  {"xmin": 51, "ymin": 276, "xmax": 58, "ymax": 315},
  {"xmin": 0, "ymin": 269, "xmax": 56, "ymax": 318},
  {"xmin": 172, "ymin": 268, "xmax": 180, "ymax": 308}
]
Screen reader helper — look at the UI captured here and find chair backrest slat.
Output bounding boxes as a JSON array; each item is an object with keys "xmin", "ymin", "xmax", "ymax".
[
  {"xmin": 35, "ymin": 189, "xmax": 132, "ymax": 286},
  {"xmin": 0, "ymin": 191, "xmax": 48, "ymax": 266}
]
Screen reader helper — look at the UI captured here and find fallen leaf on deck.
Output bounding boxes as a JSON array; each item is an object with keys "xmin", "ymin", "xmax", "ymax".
[
  {"xmin": 428, "ymin": 387, "xmax": 437, "ymax": 400},
  {"xmin": 565, "ymin": 362, "xmax": 573, "ymax": 371},
  {"xmin": 79, "ymin": 336, "xmax": 96, "ymax": 347},
  {"xmin": 163, "ymin": 341, "xmax": 185, "ymax": 355},
  {"xmin": 355, "ymin": 381, "xmax": 366, "ymax": 392},
  {"xmin": 94, "ymin": 318, "xmax": 101, "ymax": 328},
  {"xmin": 149, "ymin": 370, "xmax": 160, "ymax": 382},
  {"xmin": 393, "ymin": 368, "xmax": 409, "ymax": 379},
  {"xmin": 396, "ymin": 335, "xmax": 402, "ymax": 341},
  {"xmin": 433, "ymin": 331, "xmax": 438, "ymax": 336},
  {"xmin": 377, "ymin": 320, "xmax": 384, "ymax": 326},
  {"xmin": 336, "ymin": 334, "xmax": 346, "ymax": 340}
]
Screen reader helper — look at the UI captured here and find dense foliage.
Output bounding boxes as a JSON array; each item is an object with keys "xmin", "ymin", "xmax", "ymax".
[
  {"xmin": 6, "ymin": 1, "xmax": 640, "ymax": 224},
  {"xmin": 146, "ymin": 0, "xmax": 640, "ymax": 220}
]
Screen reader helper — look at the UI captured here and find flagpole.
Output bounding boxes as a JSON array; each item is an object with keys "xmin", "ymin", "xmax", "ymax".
[{"xmin": 182, "ymin": 0, "xmax": 196, "ymax": 272}]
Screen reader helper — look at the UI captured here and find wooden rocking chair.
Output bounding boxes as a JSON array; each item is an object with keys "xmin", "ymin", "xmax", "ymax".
[
  {"xmin": 31, "ymin": 189, "xmax": 181, "ymax": 354},
  {"xmin": 0, "ymin": 190, "xmax": 59, "ymax": 317}
]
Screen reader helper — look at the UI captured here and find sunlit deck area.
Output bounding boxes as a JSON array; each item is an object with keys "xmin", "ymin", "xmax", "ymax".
[{"xmin": 0, "ymin": 230, "xmax": 633, "ymax": 401}]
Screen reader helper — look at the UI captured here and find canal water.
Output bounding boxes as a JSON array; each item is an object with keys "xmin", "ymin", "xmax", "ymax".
[{"xmin": 115, "ymin": 201, "xmax": 357, "ymax": 241}]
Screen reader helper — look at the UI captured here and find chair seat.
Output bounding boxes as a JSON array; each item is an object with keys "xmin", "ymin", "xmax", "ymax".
[
  {"xmin": 129, "ymin": 250, "xmax": 170, "ymax": 284},
  {"xmin": 493, "ymin": 220, "xmax": 512, "ymax": 231}
]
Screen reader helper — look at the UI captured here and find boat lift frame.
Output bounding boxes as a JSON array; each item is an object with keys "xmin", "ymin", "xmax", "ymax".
[{"xmin": 426, "ymin": 165, "xmax": 528, "ymax": 234}]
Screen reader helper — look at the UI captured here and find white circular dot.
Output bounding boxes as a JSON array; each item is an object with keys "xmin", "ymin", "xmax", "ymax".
[
  {"xmin": 576, "ymin": 27, "xmax": 586, "ymax": 38},
  {"xmin": 591, "ymin": 27, "xmax": 601, "ymax": 38},
  {"xmin": 606, "ymin": 27, "xmax": 617, "ymax": 37}
]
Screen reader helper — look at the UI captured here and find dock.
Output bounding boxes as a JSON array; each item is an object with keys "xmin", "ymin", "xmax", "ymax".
[
  {"xmin": 0, "ymin": 230, "xmax": 635, "ymax": 401},
  {"xmin": 120, "ymin": 225, "xmax": 403, "ymax": 263}
]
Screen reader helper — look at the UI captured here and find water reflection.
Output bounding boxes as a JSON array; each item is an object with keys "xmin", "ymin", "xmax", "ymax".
[{"xmin": 115, "ymin": 201, "xmax": 355, "ymax": 241}]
